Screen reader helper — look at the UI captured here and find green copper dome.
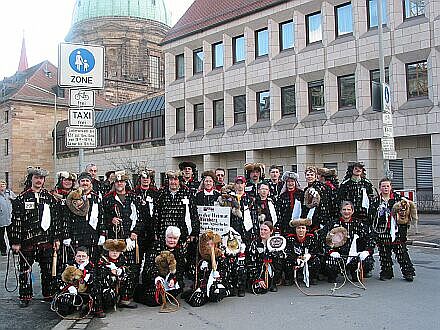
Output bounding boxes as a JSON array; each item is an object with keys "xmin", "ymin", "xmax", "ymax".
[{"xmin": 71, "ymin": 0, "xmax": 170, "ymax": 26}]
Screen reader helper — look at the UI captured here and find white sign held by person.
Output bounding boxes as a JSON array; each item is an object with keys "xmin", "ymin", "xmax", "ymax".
[{"xmin": 198, "ymin": 206, "xmax": 231, "ymax": 236}]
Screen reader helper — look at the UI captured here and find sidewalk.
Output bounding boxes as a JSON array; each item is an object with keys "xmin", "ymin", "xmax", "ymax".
[{"xmin": 407, "ymin": 213, "xmax": 440, "ymax": 248}]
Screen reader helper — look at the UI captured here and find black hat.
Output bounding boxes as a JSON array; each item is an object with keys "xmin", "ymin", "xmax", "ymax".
[
  {"xmin": 78, "ymin": 172, "xmax": 93, "ymax": 181},
  {"xmin": 179, "ymin": 161, "xmax": 197, "ymax": 171}
]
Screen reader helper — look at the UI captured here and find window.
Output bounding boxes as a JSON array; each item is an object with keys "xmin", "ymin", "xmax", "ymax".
[
  {"xmin": 370, "ymin": 68, "xmax": 390, "ymax": 110},
  {"xmin": 257, "ymin": 91, "xmax": 270, "ymax": 120},
  {"xmin": 324, "ymin": 162, "xmax": 338, "ymax": 170},
  {"xmin": 338, "ymin": 74, "xmax": 356, "ymax": 110},
  {"xmin": 212, "ymin": 42, "xmax": 223, "ymax": 69},
  {"xmin": 193, "ymin": 49, "xmax": 204, "ymax": 74},
  {"xmin": 335, "ymin": 3, "xmax": 353, "ymax": 37},
  {"xmin": 175, "ymin": 54, "xmax": 184, "ymax": 79},
  {"xmin": 4, "ymin": 109, "xmax": 8, "ymax": 123},
  {"xmin": 144, "ymin": 119, "xmax": 151, "ymax": 139},
  {"xmin": 389, "ymin": 159, "xmax": 404, "ymax": 190},
  {"xmin": 228, "ymin": 168, "xmax": 238, "ymax": 184},
  {"xmin": 291, "ymin": 165, "xmax": 298, "ymax": 173},
  {"xmin": 280, "ymin": 20, "xmax": 294, "ymax": 51},
  {"xmin": 233, "ymin": 35, "xmax": 245, "ymax": 63},
  {"xmin": 416, "ymin": 157, "xmax": 432, "ymax": 201},
  {"xmin": 213, "ymin": 99, "xmax": 224, "ymax": 127},
  {"xmin": 306, "ymin": 12, "xmax": 322, "ymax": 44},
  {"xmin": 255, "ymin": 28, "xmax": 269, "ymax": 57},
  {"xmin": 194, "ymin": 103, "xmax": 204, "ymax": 130},
  {"xmin": 367, "ymin": 0, "xmax": 387, "ymax": 29},
  {"xmin": 125, "ymin": 122, "xmax": 133, "ymax": 142},
  {"xmin": 149, "ymin": 56, "xmax": 160, "ymax": 88},
  {"xmin": 404, "ymin": 0, "xmax": 425, "ymax": 19},
  {"xmin": 406, "ymin": 61, "xmax": 428, "ymax": 99},
  {"xmin": 176, "ymin": 107, "xmax": 185, "ymax": 133},
  {"xmin": 308, "ymin": 80, "xmax": 325, "ymax": 112},
  {"xmin": 133, "ymin": 120, "xmax": 143, "ymax": 141},
  {"xmin": 4, "ymin": 139, "xmax": 8, "ymax": 156},
  {"xmin": 281, "ymin": 85, "xmax": 296, "ymax": 117},
  {"xmin": 233, "ymin": 95, "xmax": 246, "ymax": 124},
  {"xmin": 151, "ymin": 116, "xmax": 164, "ymax": 139},
  {"xmin": 4, "ymin": 172, "xmax": 8, "ymax": 187}
]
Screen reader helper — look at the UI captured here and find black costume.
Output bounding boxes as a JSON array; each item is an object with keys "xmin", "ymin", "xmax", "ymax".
[
  {"xmin": 133, "ymin": 185, "xmax": 158, "ymax": 256},
  {"xmin": 371, "ymin": 193, "xmax": 416, "ymax": 280},
  {"xmin": 339, "ymin": 177, "xmax": 375, "ymax": 221},
  {"xmin": 303, "ymin": 180, "xmax": 333, "ymax": 230},
  {"xmin": 322, "ymin": 218, "xmax": 375, "ymax": 282},
  {"xmin": 8, "ymin": 188, "xmax": 60, "ymax": 301},
  {"xmin": 266, "ymin": 180, "xmax": 284, "ymax": 202},
  {"xmin": 276, "ymin": 189, "xmax": 305, "ymax": 235}
]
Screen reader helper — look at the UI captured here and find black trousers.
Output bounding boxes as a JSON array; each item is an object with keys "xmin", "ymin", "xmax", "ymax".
[{"xmin": 0, "ymin": 226, "xmax": 8, "ymax": 253}]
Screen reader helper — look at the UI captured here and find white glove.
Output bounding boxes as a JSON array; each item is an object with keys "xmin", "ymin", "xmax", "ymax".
[
  {"xmin": 106, "ymin": 262, "xmax": 117, "ymax": 271},
  {"xmin": 200, "ymin": 260, "xmax": 209, "ymax": 270},
  {"xmin": 297, "ymin": 258, "xmax": 305, "ymax": 267},
  {"xmin": 304, "ymin": 253, "xmax": 311, "ymax": 262},
  {"xmin": 330, "ymin": 252, "xmax": 341, "ymax": 259},
  {"xmin": 125, "ymin": 238, "xmax": 136, "ymax": 251},
  {"xmin": 358, "ymin": 251, "xmax": 370, "ymax": 261},
  {"xmin": 98, "ymin": 235, "xmax": 106, "ymax": 246},
  {"xmin": 155, "ymin": 276, "xmax": 164, "ymax": 285},
  {"xmin": 68, "ymin": 286, "xmax": 78, "ymax": 295},
  {"xmin": 63, "ymin": 238, "xmax": 71, "ymax": 246},
  {"xmin": 116, "ymin": 268, "xmax": 123, "ymax": 276}
]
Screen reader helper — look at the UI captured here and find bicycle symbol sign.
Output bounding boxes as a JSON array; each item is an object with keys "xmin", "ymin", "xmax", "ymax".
[{"xmin": 69, "ymin": 48, "xmax": 96, "ymax": 74}]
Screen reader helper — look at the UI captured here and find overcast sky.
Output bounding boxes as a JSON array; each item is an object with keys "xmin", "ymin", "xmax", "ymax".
[{"xmin": 0, "ymin": 0, "xmax": 194, "ymax": 79}]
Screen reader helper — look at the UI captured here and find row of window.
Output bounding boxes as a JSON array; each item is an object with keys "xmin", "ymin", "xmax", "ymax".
[
  {"xmin": 175, "ymin": 61, "xmax": 428, "ymax": 132},
  {"xmin": 57, "ymin": 117, "xmax": 165, "ymax": 153},
  {"xmin": 175, "ymin": 0, "xmax": 425, "ymax": 79}
]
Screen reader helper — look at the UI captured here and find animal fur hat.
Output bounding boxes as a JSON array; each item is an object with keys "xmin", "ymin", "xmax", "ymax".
[
  {"xmin": 165, "ymin": 170, "xmax": 181, "ymax": 179},
  {"xmin": 57, "ymin": 171, "xmax": 77, "ymax": 181},
  {"xmin": 114, "ymin": 170, "xmax": 130, "ymax": 182},
  {"xmin": 27, "ymin": 166, "xmax": 49, "ymax": 177},
  {"xmin": 103, "ymin": 239, "xmax": 127, "ymax": 252},
  {"xmin": 289, "ymin": 218, "xmax": 312, "ymax": 228},
  {"xmin": 139, "ymin": 168, "xmax": 155, "ymax": 179},
  {"xmin": 326, "ymin": 227, "xmax": 348, "ymax": 248},
  {"xmin": 244, "ymin": 162, "xmax": 265, "ymax": 175},
  {"xmin": 179, "ymin": 161, "xmax": 197, "ymax": 171},
  {"xmin": 317, "ymin": 167, "xmax": 338, "ymax": 179},
  {"xmin": 304, "ymin": 187, "xmax": 321, "ymax": 208},
  {"xmin": 217, "ymin": 184, "xmax": 242, "ymax": 218},
  {"xmin": 155, "ymin": 250, "xmax": 177, "ymax": 277},
  {"xmin": 392, "ymin": 197, "xmax": 418, "ymax": 225},
  {"xmin": 66, "ymin": 188, "xmax": 89, "ymax": 217},
  {"xmin": 199, "ymin": 230, "xmax": 223, "ymax": 261}
]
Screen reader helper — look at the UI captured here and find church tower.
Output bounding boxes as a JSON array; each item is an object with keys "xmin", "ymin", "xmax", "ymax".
[{"xmin": 66, "ymin": 0, "xmax": 171, "ymax": 105}]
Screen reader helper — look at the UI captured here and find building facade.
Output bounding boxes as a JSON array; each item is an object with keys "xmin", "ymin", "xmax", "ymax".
[
  {"xmin": 162, "ymin": 0, "xmax": 440, "ymax": 199},
  {"xmin": 66, "ymin": 0, "xmax": 171, "ymax": 105}
]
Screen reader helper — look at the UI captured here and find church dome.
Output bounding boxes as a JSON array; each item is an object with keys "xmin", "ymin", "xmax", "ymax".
[{"xmin": 71, "ymin": 0, "xmax": 170, "ymax": 26}]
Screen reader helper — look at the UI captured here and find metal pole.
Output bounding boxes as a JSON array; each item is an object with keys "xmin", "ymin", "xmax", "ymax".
[
  {"xmin": 53, "ymin": 95, "xmax": 57, "ymax": 183},
  {"xmin": 377, "ymin": 0, "xmax": 390, "ymax": 178},
  {"xmin": 79, "ymin": 148, "xmax": 84, "ymax": 173}
]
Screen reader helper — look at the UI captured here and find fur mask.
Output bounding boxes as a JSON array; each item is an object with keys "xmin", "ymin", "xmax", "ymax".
[
  {"xmin": 393, "ymin": 198, "xmax": 418, "ymax": 225},
  {"xmin": 217, "ymin": 184, "xmax": 242, "ymax": 218},
  {"xmin": 62, "ymin": 265, "xmax": 87, "ymax": 293},
  {"xmin": 199, "ymin": 230, "xmax": 223, "ymax": 261},
  {"xmin": 155, "ymin": 250, "xmax": 177, "ymax": 277}
]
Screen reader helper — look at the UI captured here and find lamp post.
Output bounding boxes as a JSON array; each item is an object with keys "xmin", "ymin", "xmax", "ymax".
[{"xmin": 25, "ymin": 83, "xmax": 58, "ymax": 182}]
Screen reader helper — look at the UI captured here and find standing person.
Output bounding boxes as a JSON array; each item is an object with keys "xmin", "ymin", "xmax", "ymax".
[
  {"xmin": 61, "ymin": 172, "xmax": 104, "ymax": 263},
  {"xmin": 215, "ymin": 168, "xmax": 226, "ymax": 191},
  {"xmin": 102, "ymin": 171, "xmax": 115, "ymax": 195},
  {"xmin": 8, "ymin": 167, "xmax": 61, "ymax": 307},
  {"xmin": 85, "ymin": 163, "xmax": 104, "ymax": 197},
  {"xmin": 244, "ymin": 163, "xmax": 265, "ymax": 198},
  {"xmin": 322, "ymin": 201, "xmax": 375, "ymax": 283},
  {"xmin": 303, "ymin": 166, "xmax": 333, "ymax": 232},
  {"xmin": 0, "ymin": 179, "xmax": 16, "ymax": 256},
  {"xmin": 233, "ymin": 175, "xmax": 255, "ymax": 244},
  {"xmin": 101, "ymin": 170, "xmax": 143, "ymax": 299},
  {"xmin": 266, "ymin": 165, "xmax": 284, "ymax": 202},
  {"xmin": 339, "ymin": 162, "xmax": 375, "ymax": 222},
  {"xmin": 371, "ymin": 178, "xmax": 416, "ymax": 281},
  {"xmin": 317, "ymin": 167, "xmax": 340, "ymax": 219},
  {"xmin": 154, "ymin": 170, "xmax": 199, "ymax": 244},
  {"xmin": 195, "ymin": 171, "xmax": 221, "ymax": 206},
  {"xmin": 133, "ymin": 169, "xmax": 158, "ymax": 261},
  {"xmin": 276, "ymin": 171, "xmax": 305, "ymax": 235},
  {"xmin": 178, "ymin": 161, "xmax": 200, "ymax": 196}
]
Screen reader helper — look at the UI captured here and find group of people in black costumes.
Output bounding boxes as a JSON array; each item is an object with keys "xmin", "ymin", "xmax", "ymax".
[{"xmin": 6, "ymin": 160, "xmax": 418, "ymax": 318}]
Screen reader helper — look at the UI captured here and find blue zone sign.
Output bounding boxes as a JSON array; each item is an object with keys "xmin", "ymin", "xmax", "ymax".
[{"xmin": 58, "ymin": 43, "xmax": 104, "ymax": 89}]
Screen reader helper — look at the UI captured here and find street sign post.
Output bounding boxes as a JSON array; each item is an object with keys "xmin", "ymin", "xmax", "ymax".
[
  {"xmin": 66, "ymin": 127, "xmax": 97, "ymax": 148},
  {"xmin": 58, "ymin": 43, "xmax": 105, "ymax": 89},
  {"xmin": 68, "ymin": 109, "xmax": 95, "ymax": 127},
  {"xmin": 69, "ymin": 89, "xmax": 95, "ymax": 108}
]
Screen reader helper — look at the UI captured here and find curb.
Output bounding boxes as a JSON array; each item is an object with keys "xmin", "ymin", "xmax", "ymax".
[{"xmin": 407, "ymin": 240, "xmax": 439, "ymax": 248}]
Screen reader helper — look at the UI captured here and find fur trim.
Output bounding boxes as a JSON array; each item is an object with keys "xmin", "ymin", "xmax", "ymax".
[
  {"xmin": 317, "ymin": 167, "xmax": 337, "ymax": 178},
  {"xmin": 58, "ymin": 171, "xmax": 77, "ymax": 181},
  {"xmin": 289, "ymin": 218, "xmax": 312, "ymax": 228},
  {"xmin": 281, "ymin": 171, "xmax": 299, "ymax": 182},
  {"xmin": 199, "ymin": 230, "xmax": 222, "ymax": 261},
  {"xmin": 179, "ymin": 161, "xmax": 197, "ymax": 171},
  {"xmin": 201, "ymin": 170, "xmax": 216, "ymax": 181},
  {"xmin": 326, "ymin": 227, "xmax": 348, "ymax": 248},
  {"xmin": 155, "ymin": 250, "xmax": 177, "ymax": 277},
  {"xmin": 115, "ymin": 170, "xmax": 130, "ymax": 181},
  {"xmin": 393, "ymin": 198, "xmax": 418, "ymax": 225},
  {"xmin": 244, "ymin": 162, "xmax": 265, "ymax": 174},
  {"xmin": 165, "ymin": 170, "xmax": 181, "ymax": 179},
  {"xmin": 139, "ymin": 169, "xmax": 155, "ymax": 178},
  {"xmin": 103, "ymin": 239, "xmax": 126, "ymax": 252},
  {"xmin": 217, "ymin": 187, "xmax": 242, "ymax": 218}
]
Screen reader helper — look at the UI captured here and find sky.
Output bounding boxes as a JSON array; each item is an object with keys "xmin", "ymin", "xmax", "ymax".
[{"xmin": 0, "ymin": 0, "xmax": 194, "ymax": 79}]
